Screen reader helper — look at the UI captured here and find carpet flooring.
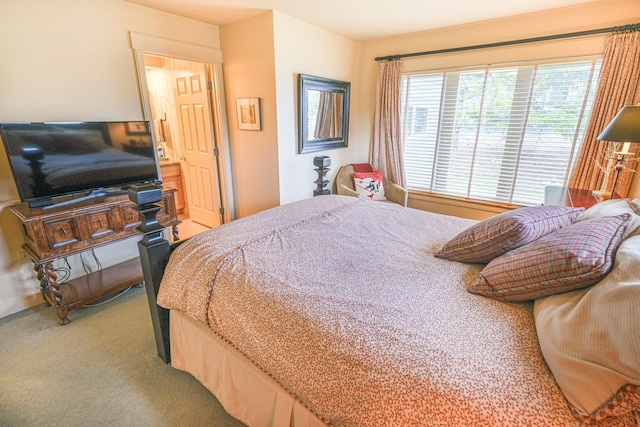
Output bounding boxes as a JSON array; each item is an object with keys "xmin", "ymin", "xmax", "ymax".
[{"xmin": 0, "ymin": 285, "xmax": 246, "ymax": 427}]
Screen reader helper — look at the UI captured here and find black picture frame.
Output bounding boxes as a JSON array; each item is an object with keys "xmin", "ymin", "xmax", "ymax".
[{"xmin": 298, "ymin": 74, "xmax": 350, "ymax": 154}]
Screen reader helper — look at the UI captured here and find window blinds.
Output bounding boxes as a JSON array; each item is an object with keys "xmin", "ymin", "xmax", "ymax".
[{"xmin": 401, "ymin": 59, "xmax": 602, "ymax": 206}]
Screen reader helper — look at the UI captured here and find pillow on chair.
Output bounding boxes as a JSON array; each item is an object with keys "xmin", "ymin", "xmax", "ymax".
[{"xmin": 353, "ymin": 171, "xmax": 387, "ymax": 201}]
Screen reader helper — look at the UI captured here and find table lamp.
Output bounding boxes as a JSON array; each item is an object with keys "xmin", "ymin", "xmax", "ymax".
[{"xmin": 596, "ymin": 106, "xmax": 640, "ymax": 199}]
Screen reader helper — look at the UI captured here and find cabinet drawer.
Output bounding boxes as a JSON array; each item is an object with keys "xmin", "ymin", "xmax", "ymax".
[
  {"xmin": 87, "ymin": 211, "xmax": 114, "ymax": 237},
  {"xmin": 44, "ymin": 219, "xmax": 79, "ymax": 249},
  {"xmin": 121, "ymin": 206, "xmax": 141, "ymax": 229}
]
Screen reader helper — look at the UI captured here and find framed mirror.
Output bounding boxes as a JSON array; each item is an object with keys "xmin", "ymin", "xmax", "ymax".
[{"xmin": 298, "ymin": 74, "xmax": 350, "ymax": 154}]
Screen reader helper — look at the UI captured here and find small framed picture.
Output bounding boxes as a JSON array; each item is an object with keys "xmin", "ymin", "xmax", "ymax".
[{"xmin": 236, "ymin": 98, "xmax": 262, "ymax": 131}]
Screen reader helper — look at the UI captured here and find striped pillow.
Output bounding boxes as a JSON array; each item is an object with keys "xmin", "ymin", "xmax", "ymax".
[
  {"xmin": 435, "ymin": 205, "xmax": 584, "ymax": 263},
  {"xmin": 468, "ymin": 213, "xmax": 630, "ymax": 302}
]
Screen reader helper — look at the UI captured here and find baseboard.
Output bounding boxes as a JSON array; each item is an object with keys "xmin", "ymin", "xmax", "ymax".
[{"xmin": 0, "ymin": 292, "xmax": 44, "ymax": 320}]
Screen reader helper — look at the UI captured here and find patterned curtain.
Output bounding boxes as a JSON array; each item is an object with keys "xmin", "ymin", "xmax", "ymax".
[
  {"xmin": 314, "ymin": 92, "xmax": 342, "ymax": 139},
  {"xmin": 569, "ymin": 25, "xmax": 640, "ymax": 197},
  {"xmin": 371, "ymin": 59, "xmax": 405, "ymax": 187}
]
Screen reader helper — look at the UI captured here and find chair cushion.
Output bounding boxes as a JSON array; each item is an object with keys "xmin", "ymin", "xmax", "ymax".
[
  {"xmin": 352, "ymin": 163, "xmax": 374, "ymax": 173},
  {"xmin": 353, "ymin": 171, "xmax": 387, "ymax": 201}
]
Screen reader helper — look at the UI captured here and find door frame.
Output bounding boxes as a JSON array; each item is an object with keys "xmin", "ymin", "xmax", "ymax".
[
  {"xmin": 205, "ymin": 63, "xmax": 235, "ymax": 224},
  {"xmin": 129, "ymin": 32, "xmax": 234, "ymax": 224}
]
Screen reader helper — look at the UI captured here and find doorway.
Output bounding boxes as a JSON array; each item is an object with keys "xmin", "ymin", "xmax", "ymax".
[{"xmin": 142, "ymin": 54, "xmax": 224, "ymax": 236}]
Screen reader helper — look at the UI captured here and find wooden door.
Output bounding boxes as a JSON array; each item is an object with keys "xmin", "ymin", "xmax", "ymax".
[{"xmin": 174, "ymin": 67, "xmax": 221, "ymax": 228}]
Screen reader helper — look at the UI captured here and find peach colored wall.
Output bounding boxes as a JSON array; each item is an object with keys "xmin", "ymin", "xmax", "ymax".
[
  {"xmin": 358, "ymin": 0, "xmax": 640, "ymax": 218},
  {"xmin": 220, "ymin": 13, "xmax": 281, "ymax": 218}
]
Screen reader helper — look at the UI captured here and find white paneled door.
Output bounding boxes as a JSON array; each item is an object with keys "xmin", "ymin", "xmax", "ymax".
[{"xmin": 174, "ymin": 66, "xmax": 221, "ymax": 228}]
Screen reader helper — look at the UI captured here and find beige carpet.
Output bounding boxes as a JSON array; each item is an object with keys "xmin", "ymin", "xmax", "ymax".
[{"xmin": 0, "ymin": 285, "xmax": 245, "ymax": 427}]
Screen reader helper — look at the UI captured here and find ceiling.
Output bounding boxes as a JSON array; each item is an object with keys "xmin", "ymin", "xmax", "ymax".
[{"xmin": 125, "ymin": 0, "xmax": 603, "ymax": 41}]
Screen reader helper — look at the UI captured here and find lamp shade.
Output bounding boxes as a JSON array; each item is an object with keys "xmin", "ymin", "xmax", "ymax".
[{"xmin": 597, "ymin": 106, "xmax": 640, "ymax": 142}]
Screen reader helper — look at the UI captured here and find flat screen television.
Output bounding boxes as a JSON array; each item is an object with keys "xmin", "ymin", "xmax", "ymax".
[{"xmin": 0, "ymin": 121, "xmax": 160, "ymax": 208}]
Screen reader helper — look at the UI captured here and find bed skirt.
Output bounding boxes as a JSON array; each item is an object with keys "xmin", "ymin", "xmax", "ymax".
[{"xmin": 170, "ymin": 310, "xmax": 326, "ymax": 427}]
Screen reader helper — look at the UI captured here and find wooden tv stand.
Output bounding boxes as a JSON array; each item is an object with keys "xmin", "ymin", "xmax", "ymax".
[{"xmin": 9, "ymin": 188, "xmax": 180, "ymax": 325}]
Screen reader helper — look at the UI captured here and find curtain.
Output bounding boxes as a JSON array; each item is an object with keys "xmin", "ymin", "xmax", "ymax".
[
  {"xmin": 569, "ymin": 26, "xmax": 640, "ymax": 197},
  {"xmin": 314, "ymin": 92, "xmax": 342, "ymax": 139},
  {"xmin": 371, "ymin": 59, "xmax": 405, "ymax": 187}
]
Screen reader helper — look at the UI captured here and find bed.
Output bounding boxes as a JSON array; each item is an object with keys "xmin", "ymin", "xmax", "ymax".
[{"xmin": 129, "ymin": 187, "xmax": 640, "ymax": 427}]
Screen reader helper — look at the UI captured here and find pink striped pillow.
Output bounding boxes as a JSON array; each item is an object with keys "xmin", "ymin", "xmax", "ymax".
[
  {"xmin": 436, "ymin": 205, "xmax": 584, "ymax": 263},
  {"xmin": 468, "ymin": 213, "xmax": 630, "ymax": 302}
]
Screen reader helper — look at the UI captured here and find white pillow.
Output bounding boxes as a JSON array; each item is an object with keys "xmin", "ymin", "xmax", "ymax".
[
  {"xmin": 534, "ymin": 235, "xmax": 640, "ymax": 424},
  {"xmin": 576, "ymin": 198, "xmax": 640, "ymax": 239},
  {"xmin": 631, "ymin": 197, "xmax": 640, "ymax": 215}
]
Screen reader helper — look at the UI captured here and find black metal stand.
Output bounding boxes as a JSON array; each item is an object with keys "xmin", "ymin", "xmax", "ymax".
[
  {"xmin": 313, "ymin": 156, "xmax": 331, "ymax": 196},
  {"xmin": 609, "ymin": 153, "xmax": 631, "ymax": 200},
  {"xmin": 610, "ymin": 164, "xmax": 624, "ymax": 199}
]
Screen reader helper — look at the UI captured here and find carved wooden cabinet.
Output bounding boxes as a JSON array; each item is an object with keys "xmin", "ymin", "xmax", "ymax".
[{"xmin": 9, "ymin": 188, "xmax": 180, "ymax": 324}]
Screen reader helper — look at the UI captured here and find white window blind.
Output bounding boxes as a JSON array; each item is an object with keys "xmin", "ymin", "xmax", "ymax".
[{"xmin": 401, "ymin": 59, "xmax": 602, "ymax": 206}]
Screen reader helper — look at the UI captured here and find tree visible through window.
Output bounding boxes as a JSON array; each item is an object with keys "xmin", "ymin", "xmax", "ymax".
[{"xmin": 401, "ymin": 59, "xmax": 602, "ymax": 206}]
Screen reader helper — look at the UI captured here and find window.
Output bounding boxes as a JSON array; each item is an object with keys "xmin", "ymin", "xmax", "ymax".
[
  {"xmin": 401, "ymin": 59, "xmax": 602, "ymax": 206},
  {"xmin": 406, "ymin": 106, "xmax": 429, "ymax": 136}
]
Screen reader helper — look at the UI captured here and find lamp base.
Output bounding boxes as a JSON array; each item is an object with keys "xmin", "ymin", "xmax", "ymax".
[{"xmin": 591, "ymin": 190, "xmax": 610, "ymax": 200}]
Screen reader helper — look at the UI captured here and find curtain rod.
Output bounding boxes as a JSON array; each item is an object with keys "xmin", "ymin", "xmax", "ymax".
[{"xmin": 375, "ymin": 23, "xmax": 640, "ymax": 62}]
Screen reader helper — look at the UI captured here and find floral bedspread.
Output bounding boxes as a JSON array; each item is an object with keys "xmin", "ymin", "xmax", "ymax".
[{"xmin": 158, "ymin": 195, "xmax": 583, "ymax": 426}]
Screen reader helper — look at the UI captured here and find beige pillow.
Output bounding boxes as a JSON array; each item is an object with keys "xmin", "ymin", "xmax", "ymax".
[{"xmin": 534, "ymin": 235, "xmax": 640, "ymax": 424}]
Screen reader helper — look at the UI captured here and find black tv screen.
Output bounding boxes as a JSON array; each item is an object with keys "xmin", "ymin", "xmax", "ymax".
[{"xmin": 1, "ymin": 121, "xmax": 159, "ymax": 207}]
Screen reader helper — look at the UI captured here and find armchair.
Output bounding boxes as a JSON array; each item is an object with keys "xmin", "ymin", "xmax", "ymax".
[{"xmin": 334, "ymin": 163, "xmax": 408, "ymax": 206}]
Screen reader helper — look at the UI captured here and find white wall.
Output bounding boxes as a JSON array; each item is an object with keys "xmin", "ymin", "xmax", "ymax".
[
  {"xmin": 0, "ymin": 0, "xmax": 220, "ymax": 317},
  {"xmin": 272, "ymin": 12, "xmax": 363, "ymax": 204}
]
